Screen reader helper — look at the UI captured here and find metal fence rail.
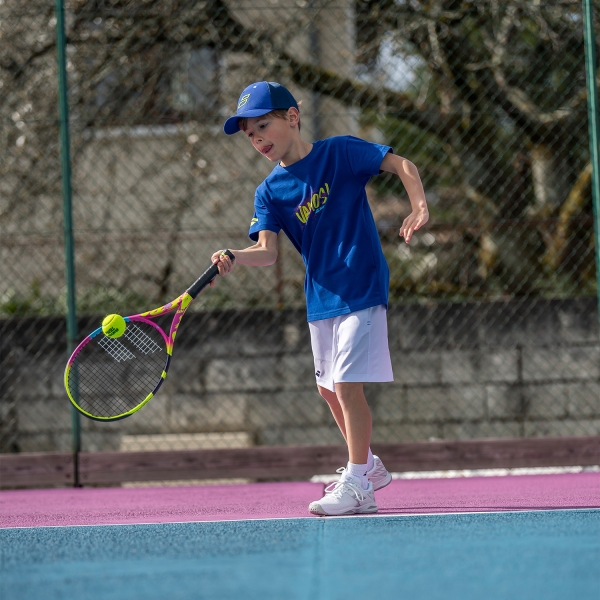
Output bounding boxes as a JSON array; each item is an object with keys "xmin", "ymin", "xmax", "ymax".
[{"xmin": 1, "ymin": 1, "xmax": 600, "ymax": 459}]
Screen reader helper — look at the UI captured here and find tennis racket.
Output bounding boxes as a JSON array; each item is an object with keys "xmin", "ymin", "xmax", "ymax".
[{"xmin": 64, "ymin": 250, "xmax": 235, "ymax": 421}]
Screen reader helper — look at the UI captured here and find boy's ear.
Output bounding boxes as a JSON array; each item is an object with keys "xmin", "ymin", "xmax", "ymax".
[{"xmin": 287, "ymin": 107, "xmax": 300, "ymax": 127}]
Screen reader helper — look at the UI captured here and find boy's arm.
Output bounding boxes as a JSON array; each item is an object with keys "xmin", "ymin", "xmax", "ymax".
[
  {"xmin": 211, "ymin": 230, "xmax": 278, "ymax": 279},
  {"xmin": 380, "ymin": 153, "xmax": 429, "ymax": 244}
]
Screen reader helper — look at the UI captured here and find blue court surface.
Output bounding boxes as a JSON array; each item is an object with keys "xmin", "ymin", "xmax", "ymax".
[{"xmin": 1, "ymin": 509, "xmax": 599, "ymax": 600}]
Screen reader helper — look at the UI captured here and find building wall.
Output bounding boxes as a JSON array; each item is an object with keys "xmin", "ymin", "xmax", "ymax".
[{"xmin": 1, "ymin": 0, "xmax": 357, "ymax": 309}]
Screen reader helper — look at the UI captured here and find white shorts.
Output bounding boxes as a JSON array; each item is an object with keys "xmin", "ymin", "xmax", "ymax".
[{"xmin": 309, "ymin": 305, "xmax": 394, "ymax": 392}]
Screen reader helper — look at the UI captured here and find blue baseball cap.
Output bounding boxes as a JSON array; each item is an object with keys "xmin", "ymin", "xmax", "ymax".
[{"xmin": 223, "ymin": 81, "xmax": 299, "ymax": 135}]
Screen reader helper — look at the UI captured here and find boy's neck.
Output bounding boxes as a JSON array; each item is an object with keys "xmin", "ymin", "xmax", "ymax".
[{"xmin": 279, "ymin": 136, "xmax": 313, "ymax": 168}]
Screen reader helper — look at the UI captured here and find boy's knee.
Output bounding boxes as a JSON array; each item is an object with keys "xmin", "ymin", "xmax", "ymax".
[
  {"xmin": 335, "ymin": 382, "xmax": 366, "ymax": 405},
  {"xmin": 317, "ymin": 385, "xmax": 336, "ymax": 403},
  {"xmin": 335, "ymin": 382, "xmax": 364, "ymax": 395}
]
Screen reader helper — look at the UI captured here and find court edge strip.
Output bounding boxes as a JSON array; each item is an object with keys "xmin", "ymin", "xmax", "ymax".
[{"xmin": 2, "ymin": 507, "xmax": 599, "ymax": 531}]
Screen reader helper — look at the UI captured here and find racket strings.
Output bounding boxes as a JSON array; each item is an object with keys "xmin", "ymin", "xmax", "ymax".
[
  {"xmin": 72, "ymin": 360, "xmax": 160, "ymax": 415},
  {"xmin": 67, "ymin": 321, "xmax": 168, "ymax": 419},
  {"xmin": 69, "ymin": 359, "xmax": 163, "ymax": 416},
  {"xmin": 124, "ymin": 324, "xmax": 162, "ymax": 355},
  {"xmin": 97, "ymin": 336, "xmax": 136, "ymax": 362}
]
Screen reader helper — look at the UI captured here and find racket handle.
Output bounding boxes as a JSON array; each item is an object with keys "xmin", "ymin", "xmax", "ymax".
[{"xmin": 187, "ymin": 249, "xmax": 236, "ymax": 299}]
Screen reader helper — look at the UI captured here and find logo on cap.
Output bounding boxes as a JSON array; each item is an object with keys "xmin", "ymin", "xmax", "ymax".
[{"xmin": 238, "ymin": 94, "xmax": 251, "ymax": 109}]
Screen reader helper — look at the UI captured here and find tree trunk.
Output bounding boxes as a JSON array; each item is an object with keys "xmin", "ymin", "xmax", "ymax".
[{"xmin": 528, "ymin": 143, "xmax": 570, "ymax": 216}]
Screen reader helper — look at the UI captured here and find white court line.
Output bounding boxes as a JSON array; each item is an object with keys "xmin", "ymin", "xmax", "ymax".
[
  {"xmin": 311, "ymin": 465, "xmax": 600, "ymax": 484},
  {"xmin": 3, "ymin": 507, "xmax": 599, "ymax": 531}
]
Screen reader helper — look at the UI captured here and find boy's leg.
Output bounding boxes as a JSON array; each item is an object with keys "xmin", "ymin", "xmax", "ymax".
[
  {"xmin": 309, "ymin": 383, "xmax": 378, "ymax": 516},
  {"xmin": 318, "ymin": 382, "xmax": 390, "ymax": 490},
  {"xmin": 308, "ymin": 307, "xmax": 392, "ymax": 514},
  {"xmin": 334, "ymin": 382, "xmax": 371, "ymax": 465},
  {"xmin": 328, "ymin": 305, "xmax": 392, "ymax": 474},
  {"xmin": 333, "ymin": 383, "xmax": 393, "ymax": 493},
  {"xmin": 317, "ymin": 384, "xmax": 347, "ymax": 441}
]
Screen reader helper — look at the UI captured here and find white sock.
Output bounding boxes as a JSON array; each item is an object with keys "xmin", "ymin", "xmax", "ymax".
[
  {"xmin": 367, "ymin": 448, "xmax": 374, "ymax": 472},
  {"xmin": 347, "ymin": 461, "xmax": 369, "ymax": 490}
]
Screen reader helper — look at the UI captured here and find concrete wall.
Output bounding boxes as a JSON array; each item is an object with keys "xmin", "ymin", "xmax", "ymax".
[{"xmin": 2, "ymin": 298, "xmax": 599, "ymax": 453}]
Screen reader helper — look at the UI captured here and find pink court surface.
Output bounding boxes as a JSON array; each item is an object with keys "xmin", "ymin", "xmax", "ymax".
[{"xmin": 1, "ymin": 471, "xmax": 599, "ymax": 528}]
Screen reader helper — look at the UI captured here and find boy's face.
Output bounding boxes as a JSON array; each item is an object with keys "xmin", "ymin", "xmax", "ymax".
[{"xmin": 242, "ymin": 110, "xmax": 298, "ymax": 163}]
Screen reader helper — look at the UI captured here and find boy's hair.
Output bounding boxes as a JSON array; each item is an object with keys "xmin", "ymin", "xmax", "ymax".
[{"xmin": 238, "ymin": 108, "xmax": 301, "ymax": 133}]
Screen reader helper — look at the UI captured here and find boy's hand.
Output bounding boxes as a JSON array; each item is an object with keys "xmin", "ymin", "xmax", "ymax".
[
  {"xmin": 400, "ymin": 208, "xmax": 429, "ymax": 244},
  {"xmin": 209, "ymin": 250, "xmax": 235, "ymax": 286}
]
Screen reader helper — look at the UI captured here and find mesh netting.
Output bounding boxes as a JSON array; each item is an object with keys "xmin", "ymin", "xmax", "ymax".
[{"xmin": 1, "ymin": 0, "xmax": 599, "ymax": 455}]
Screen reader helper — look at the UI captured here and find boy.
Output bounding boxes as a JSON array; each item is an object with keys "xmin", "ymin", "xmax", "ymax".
[{"xmin": 212, "ymin": 81, "xmax": 429, "ymax": 516}]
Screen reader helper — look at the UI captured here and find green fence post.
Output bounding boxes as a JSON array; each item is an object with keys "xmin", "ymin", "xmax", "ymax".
[
  {"xmin": 583, "ymin": 0, "xmax": 600, "ymax": 325},
  {"xmin": 55, "ymin": 0, "xmax": 81, "ymax": 486}
]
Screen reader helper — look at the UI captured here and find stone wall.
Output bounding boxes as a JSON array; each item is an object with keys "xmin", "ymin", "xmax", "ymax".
[{"xmin": 1, "ymin": 298, "xmax": 599, "ymax": 453}]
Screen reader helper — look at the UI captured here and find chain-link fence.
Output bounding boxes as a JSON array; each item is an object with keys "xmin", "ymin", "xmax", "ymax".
[{"xmin": 2, "ymin": 1, "xmax": 600, "ymax": 458}]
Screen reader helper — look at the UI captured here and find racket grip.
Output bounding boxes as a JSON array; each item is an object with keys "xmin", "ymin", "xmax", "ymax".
[{"xmin": 187, "ymin": 249, "xmax": 235, "ymax": 299}]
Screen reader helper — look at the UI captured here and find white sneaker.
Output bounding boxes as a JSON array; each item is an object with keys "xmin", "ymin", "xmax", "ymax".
[
  {"xmin": 367, "ymin": 455, "xmax": 392, "ymax": 491},
  {"xmin": 309, "ymin": 472, "xmax": 378, "ymax": 516}
]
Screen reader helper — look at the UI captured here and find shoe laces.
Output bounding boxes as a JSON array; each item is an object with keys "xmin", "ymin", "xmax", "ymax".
[{"xmin": 324, "ymin": 470, "xmax": 367, "ymax": 502}]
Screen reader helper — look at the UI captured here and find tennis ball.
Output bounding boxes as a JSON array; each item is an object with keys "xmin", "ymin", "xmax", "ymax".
[{"xmin": 102, "ymin": 314, "xmax": 126, "ymax": 338}]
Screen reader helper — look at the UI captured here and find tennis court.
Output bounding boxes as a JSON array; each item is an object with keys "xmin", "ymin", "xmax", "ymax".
[{"xmin": 2, "ymin": 471, "xmax": 599, "ymax": 600}]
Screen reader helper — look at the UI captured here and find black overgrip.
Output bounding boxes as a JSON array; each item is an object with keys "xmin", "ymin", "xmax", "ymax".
[{"xmin": 187, "ymin": 250, "xmax": 235, "ymax": 299}]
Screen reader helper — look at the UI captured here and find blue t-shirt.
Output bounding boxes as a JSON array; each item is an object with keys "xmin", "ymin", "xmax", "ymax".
[{"xmin": 249, "ymin": 135, "xmax": 392, "ymax": 322}]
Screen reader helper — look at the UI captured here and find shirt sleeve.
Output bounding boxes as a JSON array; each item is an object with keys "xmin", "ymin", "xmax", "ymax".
[
  {"xmin": 345, "ymin": 136, "xmax": 392, "ymax": 183},
  {"xmin": 248, "ymin": 190, "xmax": 281, "ymax": 242}
]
